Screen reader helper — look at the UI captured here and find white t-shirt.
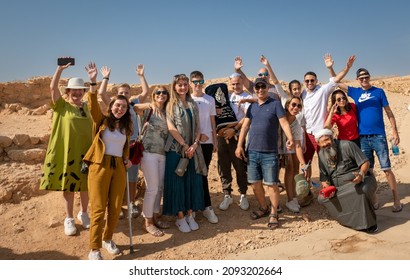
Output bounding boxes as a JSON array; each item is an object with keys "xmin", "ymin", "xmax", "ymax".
[
  {"xmin": 230, "ymin": 91, "xmax": 252, "ymax": 121},
  {"xmin": 301, "ymin": 77, "xmax": 337, "ymax": 135},
  {"xmin": 192, "ymin": 94, "xmax": 216, "ymax": 144},
  {"xmin": 102, "ymin": 128, "xmax": 126, "ymax": 157}
]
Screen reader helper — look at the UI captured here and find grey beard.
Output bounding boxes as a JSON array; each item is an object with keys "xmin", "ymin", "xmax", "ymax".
[{"xmin": 323, "ymin": 144, "xmax": 338, "ymax": 169}]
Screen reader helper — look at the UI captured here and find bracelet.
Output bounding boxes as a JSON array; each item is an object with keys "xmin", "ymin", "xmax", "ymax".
[
  {"xmin": 194, "ymin": 140, "xmax": 200, "ymax": 145},
  {"xmin": 234, "ymin": 127, "xmax": 239, "ymax": 133},
  {"xmin": 90, "ymin": 82, "xmax": 97, "ymax": 86},
  {"xmin": 103, "ymin": 77, "xmax": 109, "ymax": 80}
]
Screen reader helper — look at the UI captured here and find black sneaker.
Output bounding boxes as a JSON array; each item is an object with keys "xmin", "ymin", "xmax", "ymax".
[{"xmin": 366, "ymin": 224, "xmax": 378, "ymax": 234}]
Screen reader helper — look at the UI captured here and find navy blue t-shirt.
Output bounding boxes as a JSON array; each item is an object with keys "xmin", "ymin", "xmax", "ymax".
[{"xmin": 246, "ymin": 98, "xmax": 285, "ymax": 153}]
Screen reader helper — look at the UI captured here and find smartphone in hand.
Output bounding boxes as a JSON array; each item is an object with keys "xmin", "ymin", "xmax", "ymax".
[{"xmin": 57, "ymin": 57, "xmax": 75, "ymax": 66}]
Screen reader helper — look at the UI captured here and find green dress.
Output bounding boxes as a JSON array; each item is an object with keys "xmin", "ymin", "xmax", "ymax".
[{"xmin": 40, "ymin": 97, "xmax": 92, "ymax": 192}]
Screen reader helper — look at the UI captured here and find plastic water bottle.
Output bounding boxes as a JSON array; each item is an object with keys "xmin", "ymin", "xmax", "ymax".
[{"xmin": 391, "ymin": 139, "xmax": 400, "ymax": 156}]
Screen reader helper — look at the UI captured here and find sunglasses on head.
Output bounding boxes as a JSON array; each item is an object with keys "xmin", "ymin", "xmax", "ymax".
[
  {"xmin": 336, "ymin": 96, "xmax": 347, "ymax": 102},
  {"xmin": 305, "ymin": 79, "xmax": 315, "ymax": 83},
  {"xmin": 290, "ymin": 102, "xmax": 302, "ymax": 109},
  {"xmin": 255, "ymin": 84, "xmax": 267, "ymax": 90},
  {"xmin": 258, "ymin": 72, "xmax": 269, "ymax": 77},
  {"xmin": 174, "ymin": 74, "xmax": 187, "ymax": 79},
  {"xmin": 155, "ymin": 90, "xmax": 168, "ymax": 95},
  {"xmin": 358, "ymin": 76, "xmax": 369, "ymax": 81},
  {"xmin": 192, "ymin": 79, "xmax": 204, "ymax": 85}
]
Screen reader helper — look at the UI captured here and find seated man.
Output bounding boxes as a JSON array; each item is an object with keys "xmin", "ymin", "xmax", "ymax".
[{"xmin": 315, "ymin": 128, "xmax": 378, "ymax": 233}]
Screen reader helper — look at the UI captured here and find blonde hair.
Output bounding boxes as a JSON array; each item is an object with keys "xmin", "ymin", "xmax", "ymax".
[
  {"xmin": 166, "ymin": 74, "xmax": 190, "ymax": 119},
  {"xmin": 150, "ymin": 85, "xmax": 169, "ymax": 119}
]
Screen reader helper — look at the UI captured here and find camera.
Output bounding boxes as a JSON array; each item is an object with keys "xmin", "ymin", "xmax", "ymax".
[
  {"xmin": 57, "ymin": 57, "xmax": 75, "ymax": 66},
  {"xmin": 80, "ymin": 162, "xmax": 89, "ymax": 174}
]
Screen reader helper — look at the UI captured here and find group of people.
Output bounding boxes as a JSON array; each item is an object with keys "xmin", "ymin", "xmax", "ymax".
[{"xmin": 40, "ymin": 53, "xmax": 403, "ymax": 260}]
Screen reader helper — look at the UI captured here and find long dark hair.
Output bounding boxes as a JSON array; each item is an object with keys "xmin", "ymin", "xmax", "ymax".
[
  {"xmin": 330, "ymin": 89, "xmax": 352, "ymax": 115},
  {"xmin": 106, "ymin": 95, "xmax": 133, "ymax": 136}
]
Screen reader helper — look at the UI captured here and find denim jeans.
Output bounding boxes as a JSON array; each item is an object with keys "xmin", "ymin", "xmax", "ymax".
[
  {"xmin": 247, "ymin": 150, "xmax": 279, "ymax": 185},
  {"xmin": 360, "ymin": 134, "xmax": 391, "ymax": 170}
]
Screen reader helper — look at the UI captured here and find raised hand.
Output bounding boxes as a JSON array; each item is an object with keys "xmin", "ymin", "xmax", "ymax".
[
  {"xmin": 100, "ymin": 66, "xmax": 111, "ymax": 78},
  {"xmin": 260, "ymin": 55, "xmax": 269, "ymax": 66},
  {"xmin": 346, "ymin": 55, "xmax": 356, "ymax": 68},
  {"xmin": 324, "ymin": 53, "xmax": 334, "ymax": 68},
  {"xmin": 85, "ymin": 62, "xmax": 97, "ymax": 81},
  {"xmin": 234, "ymin": 56, "xmax": 243, "ymax": 71},
  {"xmin": 136, "ymin": 64, "xmax": 144, "ymax": 76}
]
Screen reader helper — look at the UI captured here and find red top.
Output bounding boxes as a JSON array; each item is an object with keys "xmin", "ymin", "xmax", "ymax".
[{"xmin": 331, "ymin": 103, "xmax": 359, "ymax": 140}]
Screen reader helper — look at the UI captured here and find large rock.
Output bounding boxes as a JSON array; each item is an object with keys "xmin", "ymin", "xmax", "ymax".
[
  {"xmin": 12, "ymin": 134, "xmax": 30, "ymax": 146},
  {"xmin": 0, "ymin": 136, "xmax": 13, "ymax": 147},
  {"xmin": 7, "ymin": 148, "xmax": 46, "ymax": 163}
]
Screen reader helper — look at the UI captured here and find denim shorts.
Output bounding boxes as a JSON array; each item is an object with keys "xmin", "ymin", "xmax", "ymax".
[
  {"xmin": 247, "ymin": 150, "xmax": 279, "ymax": 185},
  {"xmin": 360, "ymin": 134, "xmax": 391, "ymax": 170}
]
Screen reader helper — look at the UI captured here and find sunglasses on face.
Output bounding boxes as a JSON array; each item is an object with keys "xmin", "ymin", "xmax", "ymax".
[
  {"xmin": 290, "ymin": 102, "xmax": 302, "ymax": 109},
  {"xmin": 155, "ymin": 90, "xmax": 168, "ymax": 95},
  {"xmin": 191, "ymin": 79, "xmax": 204, "ymax": 85},
  {"xmin": 358, "ymin": 76, "xmax": 370, "ymax": 81},
  {"xmin": 258, "ymin": 72, "xmax": 269, "ymax": 77},
  {"xmin": 336, "ymin": 96, "xmax": 347, "ymax": 102},
  {"xmin": 305, "ymin": 79, "xmax": 315, "ymax": 83},
  {"xmin": 255, "ymin": 84, "xmax": 267, "ymax": 90}
]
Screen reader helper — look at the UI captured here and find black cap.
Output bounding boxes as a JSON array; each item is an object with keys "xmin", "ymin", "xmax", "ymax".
[{"xmin": 356, "ymin": 68, "xmax": 370, "ymax": 77}]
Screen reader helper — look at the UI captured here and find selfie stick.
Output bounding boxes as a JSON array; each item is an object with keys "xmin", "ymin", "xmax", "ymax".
[{"xmin": 125, "ymin": 171, "xmax": 134, "ymax": 254}]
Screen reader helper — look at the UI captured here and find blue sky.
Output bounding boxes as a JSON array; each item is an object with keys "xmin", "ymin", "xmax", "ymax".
[{"xmin": 1, "ymin": 0, "xmax": 409, "ymax": 85}]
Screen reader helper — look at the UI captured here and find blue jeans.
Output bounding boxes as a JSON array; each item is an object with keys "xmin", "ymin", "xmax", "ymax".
[
  {"xmin": 247, "ymin": 151, "xmax": 279, "ymax": 185},
  {"xmin": 360, "ymin": 134, "xmax": 391, "ymax": 170}
]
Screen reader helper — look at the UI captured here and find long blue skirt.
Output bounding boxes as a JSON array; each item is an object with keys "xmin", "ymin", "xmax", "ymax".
[{"xmin": 163, "ymin": 151, "xmax": 204, "ymax": 216}]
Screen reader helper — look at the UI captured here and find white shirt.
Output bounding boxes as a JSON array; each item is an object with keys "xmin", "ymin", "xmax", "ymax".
[
  {"xmin": 102, "ymin": 128, "xmax": 126, "ymax": 157},
  {"xmin": 301, "ymin": 77, "xmax": 337, "ymax": 134},
  {"xmin": 192, "ymin": 94, "xmax": 216, "ymax": 144},
  {"xmin": 230, "ymin": 91, "xmax": 252, "ymax": 121}
]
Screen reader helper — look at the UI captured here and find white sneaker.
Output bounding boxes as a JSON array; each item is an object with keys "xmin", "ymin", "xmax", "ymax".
[
  {"xmin": 64, "ymin": 218, "xmax": 77, "ymax": 236},
  {"xmin": 286, "ymin": 200, "xmax": 300, "ymax": 213},
  {"xmin": 219, "ymin": 195, "xmax": 233, "ymax": 210},
  {"xmin": 88, "ymin": 250, "xmax": 103, "ymax": 260},
  {"xmin": 185, "ymin": 214, "xmax": 199, "ymax": 230},
  {"xmin": 77, "ymin": 211, "xmax": 90, "ymax": 229},
  {"xmin": 239, "ymin": 194, "xmax": 250, "ymax": 210},
  {"xmin": 102, "ymin": 240, "xmax": 120, "ymax": 255},
  {"xmin": 203, "ymin": 206, "xmax": 218, "ymax": 223},
  {"xmin": 293, "ymin": 198, "xmax": 301, "ymax": 209},
  {"xmin": 175, "ymin": 217, "xmax": 191, "ymax": 233}
]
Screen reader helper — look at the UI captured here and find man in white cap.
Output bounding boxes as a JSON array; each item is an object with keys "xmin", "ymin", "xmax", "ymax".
[
  {"xmin": 315, "ymin": 128, "xmax": 378, "ymax": 233},
  {"xmin": 338, "ymin": 68, "xmax": 402, "ymax": 213}
]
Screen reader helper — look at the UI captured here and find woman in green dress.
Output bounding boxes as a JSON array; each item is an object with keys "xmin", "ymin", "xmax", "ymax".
[{"xmin": 40, "ymin": 59, "xmax": 95, "ymax": 236}]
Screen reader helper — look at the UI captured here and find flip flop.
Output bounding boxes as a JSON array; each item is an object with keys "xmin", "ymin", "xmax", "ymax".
[{"xmin": 392, "ymin": 203, "xmax": 403, "ymax": 213}]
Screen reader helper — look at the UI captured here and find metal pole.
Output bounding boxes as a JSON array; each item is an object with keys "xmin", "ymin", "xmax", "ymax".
[{"xmin": 125, "ymin": 171, "xmax": 134, "ymax": 254}]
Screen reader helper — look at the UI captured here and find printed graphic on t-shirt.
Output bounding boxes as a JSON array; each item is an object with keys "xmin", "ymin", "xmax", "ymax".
[{"xmin": 358, "ymin": 92, "xmax": 375, "ymax": 103}]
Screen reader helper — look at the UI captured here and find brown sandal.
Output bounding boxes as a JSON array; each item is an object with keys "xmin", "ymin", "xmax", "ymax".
[
  {"xmin": 267, "ymin": 214, "xmax": 279, "ymax": 230},
  {"xmin": 144, "ymin": 224, "xmax": 164, "ymax": 237},
  {"xmin": 250, "ymin": 206, "xmax": 270, "ymax": 220}
]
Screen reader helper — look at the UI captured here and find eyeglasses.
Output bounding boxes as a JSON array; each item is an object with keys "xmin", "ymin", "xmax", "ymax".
[
  {"xmin": 79, "ymin": 106, "xmax": 86, "ymax": 117},
  {"xmin": 336, "ymin": 96, "xmax": 347, "ymax": 102},
  {"xmin": 358, "ymin": 76, "xmax": 370, "ymax": 81},
  {"xmin": 290, "ymin": 102, "xmax": 302, "ymax": 109},
  {"xmin": 258, "ymin": 72, "xmax": 269, "ymax": 77},
  {"xmin": 191, "ymin": 79, "xmax": 204, "ymax": 85},
  {"xmin": 305, "ymin": 79, "xmax": 315, "ymax": 83},
  {"xmin": 155, "ymin": 90, "xmax": 168, "ymax": 95},
  {"xmin": 255, "ymin": 84, "xmax": 267, "ymax": 90}
]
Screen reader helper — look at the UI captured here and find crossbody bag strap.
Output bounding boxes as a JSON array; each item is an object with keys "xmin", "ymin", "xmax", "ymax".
[{"xmin": 139, "ymin": 108, "xmax": 153, "ymax": 140}]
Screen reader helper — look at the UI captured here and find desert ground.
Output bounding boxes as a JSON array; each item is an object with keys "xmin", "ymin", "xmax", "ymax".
[{"xmin": 0, "ymin": 75, "xmax": 410, "ymax": 260}]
